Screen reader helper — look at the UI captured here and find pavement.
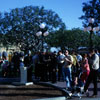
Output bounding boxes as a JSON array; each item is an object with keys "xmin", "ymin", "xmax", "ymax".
[
  {"xmin": 34, "ymin": 81, "xmax": 100, "ymax": 100},
  {"xmin": 55, "ymin": 82, "xmax": 100, "ymax": 100},
  {"xmin": 0, "ymin": 77, "xmax": 100, "ymax": 100}
]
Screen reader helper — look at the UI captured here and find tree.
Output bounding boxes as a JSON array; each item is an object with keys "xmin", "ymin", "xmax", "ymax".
[
  {"xmin": 80, "ymin": 0, "xmax": 100, "ymax": 27},
  {"xmin": 46, "ymin": 28, "xmax": 90, "ymax": 51},
  {"xmin": 80, "ymin": 0, "xmax": 100, "ymax": 49},
  {"xmin": 0, "ymin": 6, "xmax": 66, "ymax": 52}
]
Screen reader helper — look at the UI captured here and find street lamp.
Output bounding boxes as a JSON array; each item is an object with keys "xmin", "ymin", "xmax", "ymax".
[
  {"xmin": 36, "ymin": 23, "xmax": 49, "ymax": 52},
  {"xmin": 84, "ymin": 17, "xmax": 100, "ymax": 49}
]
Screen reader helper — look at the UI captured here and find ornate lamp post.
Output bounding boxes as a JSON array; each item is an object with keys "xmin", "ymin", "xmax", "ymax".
[
  {"xmin": 36, "ymin": 23, "xmax": 49, "ymax": 52},
  {"xmin": 84, "ymin": 17, "xmax": 99, "ymax": 49}
]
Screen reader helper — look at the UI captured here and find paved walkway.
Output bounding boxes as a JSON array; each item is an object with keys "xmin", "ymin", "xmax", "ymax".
[
  {"xmin": 33, "ymin": 80, "xmax": 100, "ymax": 100},
  {"xmin": 52, "ymin": 81, "xmax": 100, "ymax": 100}
]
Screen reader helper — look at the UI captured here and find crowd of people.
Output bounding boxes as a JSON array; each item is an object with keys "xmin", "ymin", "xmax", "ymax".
[
  {"xmin": 31, "ymin": 48, "xmax": 100, "ymax": 97},
  {"xmin": 0, "ymin": 51, "xmax": 33, "ymax": 82},
  {"xmin": 0, "ymin": 48, "xmax": 100, "ymax": 97}
]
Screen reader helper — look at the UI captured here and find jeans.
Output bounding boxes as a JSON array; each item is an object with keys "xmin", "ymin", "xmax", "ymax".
[{"xmin": 63, "ymin": 67, "xmax": 72, "ymax": 88}]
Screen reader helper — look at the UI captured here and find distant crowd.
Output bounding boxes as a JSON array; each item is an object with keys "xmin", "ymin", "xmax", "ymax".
[{"xmin": 0, "ymin": 49, "xmax": 100, "ymax": 97}]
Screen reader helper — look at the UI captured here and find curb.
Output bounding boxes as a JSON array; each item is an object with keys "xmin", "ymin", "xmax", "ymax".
[
  {"xmin": 0, "ymin": 77, "xmax": 20, "ymax": 84},
  {"xmin": 33, "ymin": 81, "xmax": 70, "ymax": 97},
  {"xmin": 32, "ymin": 96, "xmax": 66, "ymax": 100}
]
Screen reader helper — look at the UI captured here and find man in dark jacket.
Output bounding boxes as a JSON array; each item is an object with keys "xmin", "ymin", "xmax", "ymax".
[{"xmin": 24, "ymin": 50, "xmax": 33, "ymax": 82}]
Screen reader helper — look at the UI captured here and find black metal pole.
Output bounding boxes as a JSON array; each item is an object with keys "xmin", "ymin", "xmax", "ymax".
[
  {"xmin": 89, "ymin": 30, "xmax": 93, "ymax": 50},
  {"xmin": 41, "ymin": 32, "xmax": 44, "ymax": 52},
  {"xmin": 40, "ymin": 26, "xmax": 47, "ymax": 52}
]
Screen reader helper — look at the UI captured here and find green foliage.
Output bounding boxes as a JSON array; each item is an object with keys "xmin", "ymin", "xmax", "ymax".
[
  {"xmin": 79, "ymin": 0, "xmax": 100, "ymax": 49},
  {"xmin": 46, "ymin": 28, "xmax": 90, "ymax": 50},
  {"xmin": 0, "ymin": 4, "xmax": 100, "ymax": 51},
  {"xmin": 0, "ymin": 6, "xmax": 66, "ymax": 52},
  {"xmin": 80, "ymin": 0, "xmax": 100, "ymax": 27}
]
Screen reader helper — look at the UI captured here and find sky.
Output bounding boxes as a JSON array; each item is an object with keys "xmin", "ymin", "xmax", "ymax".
[{"xmin": 0, "ymin": 0, "xmax": 90, "ymax": 29}]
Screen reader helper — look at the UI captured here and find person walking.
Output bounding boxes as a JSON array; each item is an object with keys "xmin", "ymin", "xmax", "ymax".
[
  {"xmin": 80, "ymin": 53, "xmax": 90, "ymax": 86},
  {"xmin": 84, "ymin": 48, "xmax": 99, "ymax": 97},
  {"xmin": 63, "ymin": 50, "xmax": 73, "ymax": 90}
]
